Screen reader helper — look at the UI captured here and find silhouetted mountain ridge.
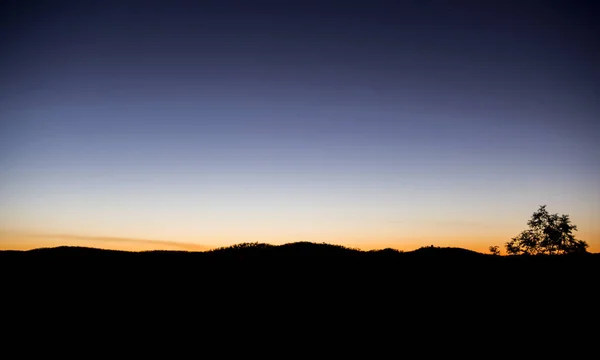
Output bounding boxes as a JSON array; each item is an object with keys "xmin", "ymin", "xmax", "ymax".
[
  {"xmin": 3, "ymin": 241, "xmax": 598, "ymax": 258},
  {"xmin": 2, "ymin": 241, "xmax": 597, "ymax": 324},
  {"xmin": 3, "ymin": 241, "xmax": 597, "ymax": 272}
]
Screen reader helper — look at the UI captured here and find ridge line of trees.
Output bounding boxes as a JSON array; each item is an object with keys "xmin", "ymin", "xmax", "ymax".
[{"xmin": 491, "ymin": 205, "xmax": 588, "ymax": 256}]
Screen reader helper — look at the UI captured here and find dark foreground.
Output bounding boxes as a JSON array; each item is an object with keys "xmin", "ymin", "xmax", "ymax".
[
  {"xmin": 2, "ymin": 242, "xmax": 598, "ymax": 349},
  {"xmin": 3, "ymin": 242, "xmax": 598, "ymax": 298}
]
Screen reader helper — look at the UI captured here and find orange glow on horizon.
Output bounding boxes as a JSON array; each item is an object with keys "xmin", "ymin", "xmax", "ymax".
[{"xmin": 1, "ymin": 230, "xmax": 598, "ymax": 254}]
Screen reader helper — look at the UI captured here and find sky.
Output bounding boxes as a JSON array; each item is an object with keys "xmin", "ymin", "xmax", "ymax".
[{"xmin": 1, "ymin": 0, "xmax": 598, "ymax": 253}]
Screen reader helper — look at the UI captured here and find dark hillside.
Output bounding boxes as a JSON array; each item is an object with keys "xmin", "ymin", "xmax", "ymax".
[{"xmin": 1, "ymin": 242, "xmax": 597, "ymax": 344}]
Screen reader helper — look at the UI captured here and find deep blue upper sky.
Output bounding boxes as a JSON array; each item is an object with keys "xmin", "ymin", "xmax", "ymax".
[{"xmin": 1, "ymin": 0, "xmax": 598, "ymax": 250}]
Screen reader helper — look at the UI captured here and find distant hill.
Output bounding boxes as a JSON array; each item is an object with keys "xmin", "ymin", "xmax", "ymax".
[
  {"xmin": 3, "ymin": 240, "xmax": 598, "ymax": 258},
  {"xmin": 2, "ymin": 241, "xmax": 597, "ymax": 269},
  {"xmin": 0, "ymin": 241, "xmax": 492, "ymax": 262},
  {"xmin": 2, "ymin": 241, "xmax": 597, "ymax": 332}
]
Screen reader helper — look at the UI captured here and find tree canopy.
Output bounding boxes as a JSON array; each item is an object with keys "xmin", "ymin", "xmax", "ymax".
[{"xmin": 505, "ymin": 205, "xmax": 588, "ymax": 255}]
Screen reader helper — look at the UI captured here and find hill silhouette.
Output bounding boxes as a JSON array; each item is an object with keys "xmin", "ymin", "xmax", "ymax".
[
  {"xmin": 2, "ymin": 241, "xmax": 597, "ymax": 348},
  {"xmin": 3, "ymin": 240, "xmax": 598, "ymax": 261},
  {"xmin": 3, "ymin": 241, "xmax": 597, "ymax": 280}
]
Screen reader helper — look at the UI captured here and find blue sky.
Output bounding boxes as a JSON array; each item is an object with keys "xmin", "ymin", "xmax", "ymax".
[{"xmin": 1, "ymin": 0, "xmax": 598, "ymax": 252}]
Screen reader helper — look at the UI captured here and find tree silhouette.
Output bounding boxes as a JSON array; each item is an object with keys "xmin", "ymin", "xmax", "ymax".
[
  {"xmin": 505, "ymin": 205, "xmax": 588, "ymax": 255},
  {"xmin": 489, "ymin": 245, "xmax": 500, "ymax": 256}
]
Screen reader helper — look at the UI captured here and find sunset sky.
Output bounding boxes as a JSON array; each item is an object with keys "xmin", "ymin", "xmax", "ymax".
[{"xmin": 1, "ymin": 0, "xmax": 598, "ymax": 253}]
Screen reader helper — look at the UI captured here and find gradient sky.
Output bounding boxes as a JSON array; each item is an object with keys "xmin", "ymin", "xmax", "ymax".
[{"xmin": 1, "ymin": 0, "xmax": 598, "ymax": 253}]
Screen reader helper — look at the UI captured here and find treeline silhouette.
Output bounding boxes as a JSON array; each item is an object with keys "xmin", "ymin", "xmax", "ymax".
[
  {"xmin": 2, "ymin": 241, "xmax": 597, "ymax": 346},
  {"xmin": 2, "ymin": 241, "xmax": 597, "ymax": 288}
]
